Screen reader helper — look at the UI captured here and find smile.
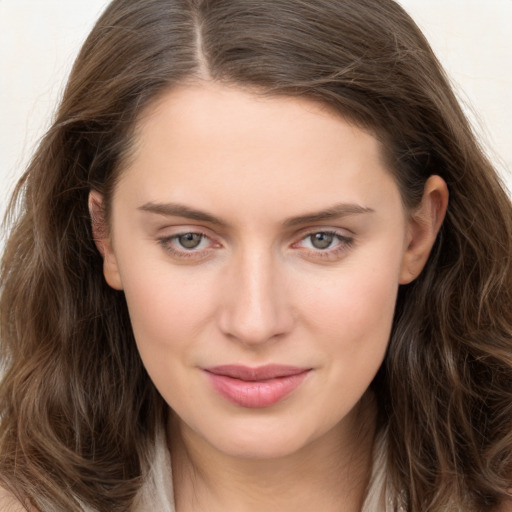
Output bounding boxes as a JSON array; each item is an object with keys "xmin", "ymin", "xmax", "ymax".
[{"xmin": 203, "ymin": 365, "xmax": 312, "ymax": 408}]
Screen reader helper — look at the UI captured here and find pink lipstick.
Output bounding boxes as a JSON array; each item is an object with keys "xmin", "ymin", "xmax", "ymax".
[{"xmin": 203, "ymin": 365, "xmax": 311, "ymax": 408}]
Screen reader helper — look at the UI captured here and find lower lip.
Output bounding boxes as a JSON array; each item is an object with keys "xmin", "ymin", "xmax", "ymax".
[{"xmin": 205, "ymin": 370, "xmax": 310, "ymax": 408}]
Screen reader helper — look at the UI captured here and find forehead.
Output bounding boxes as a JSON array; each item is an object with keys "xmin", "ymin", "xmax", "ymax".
[
  {"xmin": 135, "ymin": 82, "xmax": 379, "ymax": 155},
  {"xmin": 115, "ymin": 82, "xmax": 401, "ymax": 221}
]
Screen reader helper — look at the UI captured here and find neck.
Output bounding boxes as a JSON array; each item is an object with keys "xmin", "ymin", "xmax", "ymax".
[{"xmin": 169, "ymin": 393, "xmax": 377, "ymax": 512}]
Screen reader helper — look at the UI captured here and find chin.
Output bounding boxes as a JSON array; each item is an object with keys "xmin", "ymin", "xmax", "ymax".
[
  {"xmin": 212, "ymin": 431, "xmax": 312, "ymax": 460},
  {"xmin": 191, "ymin": 412, "xmax": 328, "ymax": 461}
]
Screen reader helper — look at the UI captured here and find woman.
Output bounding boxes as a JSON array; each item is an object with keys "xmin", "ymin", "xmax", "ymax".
[{"xmin": 1, "ymin": 1, "xmax": 511, "ymax": 511}]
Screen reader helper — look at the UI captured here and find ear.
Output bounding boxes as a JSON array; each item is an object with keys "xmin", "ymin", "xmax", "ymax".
[
  {"xmin": 399, "ymin": 175, "xmax": 449, "ymax": 284},
  {"xmin": 88, "ymin": 191, "xmax": 123, "ymax": 290}
]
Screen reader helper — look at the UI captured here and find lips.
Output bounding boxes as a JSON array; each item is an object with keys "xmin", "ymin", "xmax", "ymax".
[{"xmin": 203, "ymin": 365, "xmax": 311, "ymax": 408}]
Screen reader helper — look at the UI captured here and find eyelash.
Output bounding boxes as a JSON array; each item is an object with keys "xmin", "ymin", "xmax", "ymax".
[
  {"xmin": 157, "ymin": 230, "xmax": 354, "ymax": 261},
  {"xmin": 293, "ymin": 230, "xmax": 354, "ymax": 260}
]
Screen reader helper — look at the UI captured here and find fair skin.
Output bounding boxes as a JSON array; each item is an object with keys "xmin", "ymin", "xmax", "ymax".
[{"xmin": 89, "ymin": 82, "xmax": 448, "ymax": 512}]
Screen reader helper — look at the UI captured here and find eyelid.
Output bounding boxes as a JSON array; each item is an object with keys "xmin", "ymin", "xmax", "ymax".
[
  {"xmin": 293, "ymin": 229, "xmax": 352, "ymax": 247},
  {"xmin": 291, "ymin": 225, "xmax": 354, "ymax": 243}
]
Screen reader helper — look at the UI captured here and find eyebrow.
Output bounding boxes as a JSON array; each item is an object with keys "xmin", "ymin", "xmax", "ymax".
[
  {"xmin": 282, "ymin": 203, "xmax": 374, "ymax": 227},
  {"xmin": 138, "ymin": 202, "xmax": 227, "ymax": 226},
  {"xmin": 138, "ymin": 201, "xmax": 374, "ymax": 227}
]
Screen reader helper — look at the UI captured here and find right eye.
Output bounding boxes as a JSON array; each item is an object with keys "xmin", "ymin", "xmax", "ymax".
[{"xmin": 157, "ymin": 231, "xmax": 218, "ymax": 260}]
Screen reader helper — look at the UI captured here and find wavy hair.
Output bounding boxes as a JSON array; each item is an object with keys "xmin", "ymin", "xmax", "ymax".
[{"xmin": 1, "ymin": 1, "xmax": 511, "ymax": 510}]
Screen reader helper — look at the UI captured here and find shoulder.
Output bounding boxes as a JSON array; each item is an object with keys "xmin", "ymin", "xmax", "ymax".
[{"xmin": 0, "ymin": 487, "xmax": 29, "ymax": 512}]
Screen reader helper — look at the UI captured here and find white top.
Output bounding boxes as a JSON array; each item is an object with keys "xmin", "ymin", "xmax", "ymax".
[{"xmin": 131, "ymin": 428, "xmax": 176, "ymax": 512}]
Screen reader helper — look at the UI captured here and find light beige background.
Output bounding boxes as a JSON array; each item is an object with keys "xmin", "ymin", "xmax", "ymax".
[{"xmin": 1, "ymin": 0, "xmax": 511, "ymax": 221}]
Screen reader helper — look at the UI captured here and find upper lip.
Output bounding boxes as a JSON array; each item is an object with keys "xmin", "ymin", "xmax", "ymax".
[{"xmin": 203, "ymin": 364, "xmax": 310, "ymax": 381}]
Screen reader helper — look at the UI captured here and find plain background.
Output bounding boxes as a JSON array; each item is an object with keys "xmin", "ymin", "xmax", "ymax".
[{"xmin": 1, "ymin": 0, "xmax": 511, "ymax": 223}]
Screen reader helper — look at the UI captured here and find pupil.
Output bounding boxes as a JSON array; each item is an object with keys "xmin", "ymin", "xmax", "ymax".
[
  {"xmin": 311, "ymin": 232, "xmax": 334, "ymax": 249},
  {"xmin": 179, "ymin": 233, "xmax": 202, "ymax": 249}
]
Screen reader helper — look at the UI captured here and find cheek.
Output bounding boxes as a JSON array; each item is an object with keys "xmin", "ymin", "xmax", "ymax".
[
  {"xmin": 117, "ymin": 254, "xmax": 219, "ymax": 367},
  {"xmin": 301, "ymin": 244, "xmax": 402, "ymax": 340},
  {"xmin": 118, "ymin": 264, "xmax": 223, "ymax": 415},
  {"xmin": 296, "ymin": 241, "xmax": 403, "ymax": 401}
]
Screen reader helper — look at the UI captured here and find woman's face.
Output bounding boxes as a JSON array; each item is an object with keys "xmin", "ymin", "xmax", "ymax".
[{"xmin": 96, "ymin": 83, "xmax": 439, "ymax": 459}]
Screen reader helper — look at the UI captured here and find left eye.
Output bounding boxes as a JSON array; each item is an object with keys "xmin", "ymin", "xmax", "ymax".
[
  {"xmin": 308, "ymin": 232, "xmax": 336, "ymax": 249},
  {"xmin": 298, "ymin": 231, "xmax": 349, "ymax": 251},
  {"xmin": 175, "ymin": 232, "xmax": 205, "ymax": 249}
]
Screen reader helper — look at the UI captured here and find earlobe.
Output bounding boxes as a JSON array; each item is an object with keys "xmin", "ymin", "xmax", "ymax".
[
  {"xmin": 399, "ymin": 175, "xmax": 449, "ymax": 284},
  {"xmin": 88, "ymin": 191, "xmax": 123, "ymax": 290}
]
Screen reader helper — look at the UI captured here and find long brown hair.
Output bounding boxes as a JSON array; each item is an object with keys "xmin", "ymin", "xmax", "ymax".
[{"xmin": 1, "ymin": 1, "xmax": 511, "ymax": 510}]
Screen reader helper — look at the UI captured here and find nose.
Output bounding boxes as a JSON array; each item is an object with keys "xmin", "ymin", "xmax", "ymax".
[{"xmin": 218, "ymin": 249, "xmax": 294, "ymax": 346}]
